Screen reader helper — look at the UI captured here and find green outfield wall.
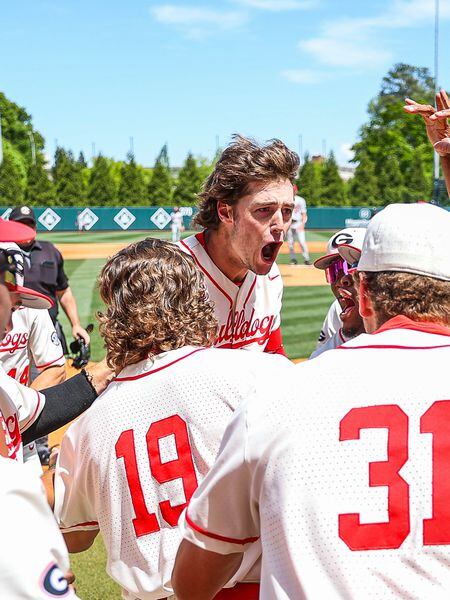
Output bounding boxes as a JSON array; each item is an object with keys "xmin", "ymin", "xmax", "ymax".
[{"xmin": 1, "ymin": 205, "xmax": 446, "ymax": 232}]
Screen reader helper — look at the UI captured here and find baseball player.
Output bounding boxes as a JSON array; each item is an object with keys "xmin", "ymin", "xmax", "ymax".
[
  {"xmin": 173, "ymin": 202, "xmax": 450, "ymax": 599},
  {"xmin": 314, "ymin": 228, "xmax": 366, "ymax": 348},
  {"xmin": 170, "ymin": 206, "xmax": 184, "ymax": 242},
  {"xmin": 286, "ymin": 185, "xmax": 311, "ymax": 265},
  {"xmin": 310, "ymin": 227, "xmax": 366, "ymax": 359},
  {"xmin": 180, "ymin": 135, "xmax": 299, "ymax": 355},
  {"xmin": 52, "ymin": 239, "xmax": 292, "ymax": 600}
]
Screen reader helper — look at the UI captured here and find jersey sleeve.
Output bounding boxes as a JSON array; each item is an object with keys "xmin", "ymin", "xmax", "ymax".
[
  {"xmin": 29, "ymin": 310, "xmax": 65, "ymax": 369},
  {"xmin": 179, "ymin": 400, "xmax": 261, "ymax": 555},
  {"xmin": 264, "ymin": 326, "xmax": 286, "ymax": 356},
  {"xmin": 0, "ymin": 369, "xmax": 46, "ymax": 432},
  {"xmin": 54, "ymin": 419, "xmax": 99, "ymax": 532}
]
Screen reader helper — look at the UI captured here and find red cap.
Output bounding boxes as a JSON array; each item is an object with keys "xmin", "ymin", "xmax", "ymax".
[{"xmin": 0, "ymin": 219, "xmax": 35, "ymax": 244}]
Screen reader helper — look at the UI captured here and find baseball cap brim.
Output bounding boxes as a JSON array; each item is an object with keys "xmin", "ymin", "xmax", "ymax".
[
  {"xmin": 0, "ymin": 219, "xmax": 35, "ymax": 245},
  {"xmin": 337, "ymin": 244, "xmax": 362, "ymax": 265},
  {"xmin": 6, "ymin": 282, "xmax": 54, "ymax": 310},
  {"xmin": 314, "ymin": 252, "xmax": 340, "ymax": 270}
]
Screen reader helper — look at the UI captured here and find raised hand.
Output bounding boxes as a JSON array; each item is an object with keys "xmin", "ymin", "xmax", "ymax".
[{"xmin": 404, "ymin": 90, "xmax": 450, "ymax": 156}]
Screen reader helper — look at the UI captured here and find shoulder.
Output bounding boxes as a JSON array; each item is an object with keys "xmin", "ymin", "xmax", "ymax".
[{"xmin": 38, "ymin": 240, "xmax": 63, "ymax": 259}]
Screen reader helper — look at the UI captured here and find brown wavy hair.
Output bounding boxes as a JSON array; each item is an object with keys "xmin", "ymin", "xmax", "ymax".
[
  {"xmin": 194, "ymin": 134, "xmax": 299, "ymax": 230},
  {"xmin": 357, "ymin": 271, "xmax": 450, "ymax": 327},
  {"xmin": 97, "ymin": 238, "xmax": 218, "ymax": 370}
]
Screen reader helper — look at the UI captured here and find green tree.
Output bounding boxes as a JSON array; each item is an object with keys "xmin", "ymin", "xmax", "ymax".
[
  {"xmin": 118, "ymin": 152, "xmax": 146, "ymax": 205},
  {"xmin": 88, "ymin": 155, "xmax": 117, "ymax": 206},
  {"xmin": 378, "ymin": 155, "xmax": 405, "ymax": 204},
  {"xmin": 348, "ymin": 154, "xmax": 380, "ymax": 206},
  {"xmin": 147, "ymin": 144, "xmax": 173, "ymax": 205},
  {"xmin": 173, "ymin": 152, "xmax": 202, "ymax": 205},
  {"xmin": 296, "ymin": 154, "xmax": 322, "ymax": 205},
  {"xmin": 0, "ymin": 92, "xmax": 45, "ymax": 164},
  {"xmin": 25, "ymin": 156, "xmax": 55, "ymax": 206},
  {"xmin": 403, "ymin": 148, "xmax": 432, "ymax": 202},
  {"xmin": 319, "ymin": 151, "xmax": 346, "ymax": 206},
  {"xmin": 0, "ymin": 142, "xmax": 27, "ymax": 205},
  {"xmin": 52, "ymin": 147, "xmax": 86, "ymax": 206}
]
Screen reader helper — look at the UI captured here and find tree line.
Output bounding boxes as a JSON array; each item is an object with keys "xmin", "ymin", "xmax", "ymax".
[{"xmin": 0, "ymin": 63, "xmax": 448, "ymax": 208}]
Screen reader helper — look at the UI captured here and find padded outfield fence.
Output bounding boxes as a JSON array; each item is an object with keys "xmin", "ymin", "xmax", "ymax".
[{"xmin": 0, "ymin": 206, "xmax": 406, "ymax": 232}]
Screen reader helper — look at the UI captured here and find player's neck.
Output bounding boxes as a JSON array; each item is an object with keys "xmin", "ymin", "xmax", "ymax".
[{"xmin": 204, "ymin": 229, "xmax": 248, "ymax": 284}]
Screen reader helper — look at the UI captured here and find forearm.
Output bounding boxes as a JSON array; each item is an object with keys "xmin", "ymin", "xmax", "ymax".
[
  {"xmin": 31, "ymin": 365, "xmax": 66, "ymax": 390},
  {"xmin": 441, "ymin": 156, "xmax": 450, "ymax": 197},
  {"xmin": 58, "ymin": 288, "xmax": 81, "ymax": 327}
]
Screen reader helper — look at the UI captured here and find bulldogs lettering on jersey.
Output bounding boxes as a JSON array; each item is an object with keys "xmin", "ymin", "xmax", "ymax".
[
  {"xmin": 0, "ymin": 308, "xmax": 65, "ymax": 386},
  {"xmin": 179, "ymin": 233, "xmax": 282, "ymax": 351}
]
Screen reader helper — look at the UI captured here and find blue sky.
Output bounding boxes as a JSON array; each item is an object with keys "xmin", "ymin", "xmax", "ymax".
[{"xmin": 1, "ymin": 0, "xmax": 449, "ymax": 167}]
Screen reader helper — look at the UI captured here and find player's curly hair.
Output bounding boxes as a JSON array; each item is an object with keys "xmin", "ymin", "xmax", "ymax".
[
  {"xmin": 97, "ymin": 238, "xmax": 218, "ymax": 371},
  {"xmin": 194, "ymin": 134, "xmax": 299, "ymax": 230},
  {"xmin": 357, "ymin": 271, "xmax": 450, "ymax": 327}
]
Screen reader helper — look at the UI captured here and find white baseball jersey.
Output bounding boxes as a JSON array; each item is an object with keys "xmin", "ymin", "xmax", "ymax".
[
  {"xmin": 0, "ymin": 456, "xmax": 78, "ymax": 599},
  {"xmin": 170, "ymin": 211, "xmax": 183, "ymax": 229},
  {"xmin": 309, "ymin": 328, "xmax": 349, "ymax": 359},
  {"xmin": 316, "ymin": 298, "xmax": 342, "ymax": 345},
  {"xmin": 54, "ymin": 346, "xmax": 292, "ymax": 600},
  {"xmin": 181, "ymin": 318, "xmax": 450, "ymax": 599},
  {"xmin": 179, "ymin": 233, "xmax": 284, "ymax": 352},
  {"xmin": 0, "ymin": 365, "xmax": 45, "ymax": 462},
  {"xmin": 0, "ymin": 307, "xmax": 65, "ymax": 386},
  {"xmin": 291, "ymin": 195, "xmax": 307, "ymax": 224}
]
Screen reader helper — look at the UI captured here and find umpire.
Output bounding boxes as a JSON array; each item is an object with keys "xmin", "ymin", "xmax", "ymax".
[{"xmin": 9, "ymin": 206, "xmax": 90, "ymax": 352}]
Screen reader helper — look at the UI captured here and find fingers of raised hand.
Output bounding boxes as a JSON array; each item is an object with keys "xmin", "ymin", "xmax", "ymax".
[
  {"xmin": 403, "ymin": 98, "xmax": 435, "ymax": 115},
  {"xmin": 430, "ymin": 108, "xmax": 450, "ymax": 121}
]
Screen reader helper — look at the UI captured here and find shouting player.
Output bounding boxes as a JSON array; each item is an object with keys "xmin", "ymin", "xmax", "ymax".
[
  {"xmin": 180, "ymin": 135, "xmax": 299, "ymax": 355},
  {"xmin": 52, "ymin": 239, "xmax": 291, "ymax": 600},
  {"xmin": 173, "ymin": 202, "xmax": 450, "ymax": 599}
]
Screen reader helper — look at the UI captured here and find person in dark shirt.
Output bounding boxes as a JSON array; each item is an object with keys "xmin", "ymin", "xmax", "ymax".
[{"xmin": 9, "ymin": 206, "xmax": 90, "ymax": 353}]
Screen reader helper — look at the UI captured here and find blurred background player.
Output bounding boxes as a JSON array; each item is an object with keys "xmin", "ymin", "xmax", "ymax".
[
  {"xmin": 180, "ymin": 135, "xmax": 299, "ymax": 355},
  {"xmin": 287, "ymin": 185, "xmax": 310, "ymax": 265},
  {"xmin": 9, "ymin": 206, "xmax": 90, "ymax": 353},
  {"xmin": 314, "ymin": 228, "xmax": 366, "ymax": 347},
  {"xmin": 0, "ymin": 241, "xmax": 66, "ymax": 469},
  {"xmin": 310, "ymin": 228, "xmax": 366, "ymax": 358},
  {"xmin": 170, "ymin": 206, "xmax": 184, "ymax": 242},
  {"xmin": 52, "ymin": 239, "xmax": 291, "ymax": 599},
  {"xmin": 173, "ymin": 202, "xmax": 450, "ymax": 599}
]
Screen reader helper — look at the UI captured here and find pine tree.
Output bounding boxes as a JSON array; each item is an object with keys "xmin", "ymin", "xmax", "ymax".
[
  {"xmin": 319, "ymin": 152, "xmax": 346, "ymax": 206},
  {"xmin": 378, "ymin": 155, "xmax": 405, "ymax": 204},
  {"xmin": 296, "ymin": 154, "xmax": 322, "ymax": 205},
  {"xmin": 173, "ymin": 153, "xmax": 202, "ymax": 205},
  {"xmin": 0, "ymin": 146, "xmax": 25, "ymax": 206},
  {"xmin": 88, "ymin": 155, "xmax": 117, "ymax": 206},
  {"xmin": 77, "ymin": 151, "xmax": 88, "ymax": 168},
  {"xmin": 118, "ymin": 152, "xmax": 146, "ymax": 205},
  {"xmin": 348, "ymin": 154, "xmax": 380, "ymax": 206},
  {"xmin": 147, "ymin": 144, "xmax": 173, "ymax": 205},
  {"xmin": 403, "ymin": 148, "xmax": 431, "ymax": 202},
  {"xmin": 25, "ymin": 156, "xmax": 55, "ymax": 206},
  {"xmin": 52, "ymin": 147, "xmax": 86, "ymax": 206}
]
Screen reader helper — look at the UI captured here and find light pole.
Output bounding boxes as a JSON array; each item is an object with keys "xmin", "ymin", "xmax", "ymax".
[
  {"xmin": 0, "ymin": 109, "xmax": 3, "ymax": 166},
  {"xmin": 27, "ymin": 129, "xmax": 36, "ymax": 165},
  {"xmin": 433, "ymin": 0, "xmax": 440, "ymax": 203}
]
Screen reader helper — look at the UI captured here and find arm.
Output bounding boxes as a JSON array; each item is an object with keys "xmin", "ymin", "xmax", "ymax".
[
  {"xmin": 31, "ymin": 364, "xmax": 66, "ymax": 390},
  {"xmin": 57, "ymin": 287, "xmax": 90, "ymax": 345},
  {"xmin": 63, "ymin": 530, "xmax": 99, "ymax": 553}
]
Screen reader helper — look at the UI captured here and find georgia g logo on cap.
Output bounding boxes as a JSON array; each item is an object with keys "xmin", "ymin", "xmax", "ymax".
[{"xmin": 331, "ymin": 232, "xmax": 354, "ymax": 248}]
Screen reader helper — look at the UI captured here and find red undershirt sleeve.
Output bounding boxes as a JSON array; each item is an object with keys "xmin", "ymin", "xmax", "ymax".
[{"xmin": 264, "ymin": 326, "xmax": 286, "ymax": 356}]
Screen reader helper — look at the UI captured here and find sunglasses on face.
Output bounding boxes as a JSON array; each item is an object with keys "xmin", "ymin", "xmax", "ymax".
[
  {"xmin": 325, "ymin": 258, "xmax": 359, "ymax": 284},
  {"xmin": 0, "ymin": 249, "xmax": 21, "ymax": 287}
]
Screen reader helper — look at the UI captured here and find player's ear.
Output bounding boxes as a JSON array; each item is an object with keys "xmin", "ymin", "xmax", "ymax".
[
  {"xmin": 358, "ymin": 275, "xmax": 372, "ymax": 319},
  {"xmin": 216, "ymin": 201, "xmax": 234, "ymax": 225}
]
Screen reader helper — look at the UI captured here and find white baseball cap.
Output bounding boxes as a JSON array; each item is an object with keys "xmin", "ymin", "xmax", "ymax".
[
  {"xmin": 314, "ymin": 228, "xmax": 367, "ymax": 270},
  {"xmin": 356, "ymin": 203, "xmax": 450, "ymax": 281},
  {"xmin": 0, "ymin": 242, "xmax": 54, "ymax": 309}
]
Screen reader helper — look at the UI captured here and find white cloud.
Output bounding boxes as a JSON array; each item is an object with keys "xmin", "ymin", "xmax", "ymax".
[
  {"xmin": 236, "ymin": 0, "xmax": 317, "ymax": 10},
  {"xmin": 151, "ymin": 5, "xmax": 247, "ymax": 37},
  {"xmin": 299, "ymin": 0, "xmax": 450, "ymax": 69},
  {"xmin": 281, "ymin": 69, "xmax": 325, "ymax": 84}
]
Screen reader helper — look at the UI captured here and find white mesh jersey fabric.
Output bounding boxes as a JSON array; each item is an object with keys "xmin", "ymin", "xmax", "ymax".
[
  {"xmin": 54, "ymin": 346, "xmax": 292, "ymax": 599},
  {"xmin": 182, "ymin": 324, "xmax": 450, "ymax": 599},
  {"xmin": 179, "ymin": 234, "xmax": 283, "ymax": 351}
]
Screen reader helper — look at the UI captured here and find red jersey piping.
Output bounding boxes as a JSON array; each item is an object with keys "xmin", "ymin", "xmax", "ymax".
[
  {"xmin": 374, "ymin": 316, "xmax": 450, "ymax": 337},
  {"xmin": 185, "ymin": 511, "xmax": 259, "ymax": 545},
  {"xmin": 35, "ymin": 353, "xmax": 65, "ymax": 369},
  {"xmin": 115, "ymin": 348, "xmax": 206, "ymax": 382},
  {"xmin": 61, "ymin": 521, "xmax": 99, "ymax": 529},
  {"xmin": 338, "ymin": 344, "xmax": 450, "ymax": 351}
]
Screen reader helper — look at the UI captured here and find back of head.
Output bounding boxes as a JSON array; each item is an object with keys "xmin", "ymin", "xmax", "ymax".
[
  {"xmin": 98, "ymin": 238, "xmax": 218, "ymax": 370},
  {"xmin": 194, "ymin": 134, "xmax": 299, "ymax": 230},
  {"xmin": 357, "ymin": 203, "xmax": 450, "ymax": 326}
]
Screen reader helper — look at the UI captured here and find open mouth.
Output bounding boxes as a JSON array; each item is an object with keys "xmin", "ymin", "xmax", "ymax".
[
  {"xmin": 261, "ymin": 242, "xmax": 282, "ymax": 264},
  {"xmin": 338, "ymin": 289, "xmax": 357, "ymax": 318}
]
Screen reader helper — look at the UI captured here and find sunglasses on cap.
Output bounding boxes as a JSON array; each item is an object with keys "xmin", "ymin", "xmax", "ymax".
[
  {"xmin": 0, "ymin": 248, "xmax": 21, "ymax": 287},
  {"xmin": 325, "ymin": 257, "xmax": 359, "ymax": 284}
]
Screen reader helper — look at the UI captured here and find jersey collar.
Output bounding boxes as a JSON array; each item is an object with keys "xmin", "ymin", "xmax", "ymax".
[{"xmin": 374, "ymin": 315, "xmax": 450, "ymax": 337}]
